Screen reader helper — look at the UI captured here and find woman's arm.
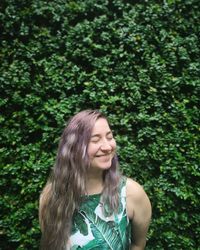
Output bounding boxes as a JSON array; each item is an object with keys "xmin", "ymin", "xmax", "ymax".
[{"xmin": 126, "ymin": 178, "xmax": 152, "ymax": 250}]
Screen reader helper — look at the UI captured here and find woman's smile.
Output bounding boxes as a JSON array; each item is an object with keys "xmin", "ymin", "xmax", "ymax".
[{"xmin": 95, "ymin": 153, "xmax": 111, "ymax": 157}]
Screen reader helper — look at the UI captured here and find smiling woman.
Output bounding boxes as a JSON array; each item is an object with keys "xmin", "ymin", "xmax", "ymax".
[
  {"xmin": 39, "ymin": 110, "xmax": 151, "ymax": 250},
  {"xmin": 87, "ymin": 118, "xmax": 116, "ymax": 174}
]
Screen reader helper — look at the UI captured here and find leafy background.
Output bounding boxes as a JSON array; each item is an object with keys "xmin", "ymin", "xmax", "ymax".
[{"xmin": 0, "ymin": 0, "xmax": 199, "ymax": 249}]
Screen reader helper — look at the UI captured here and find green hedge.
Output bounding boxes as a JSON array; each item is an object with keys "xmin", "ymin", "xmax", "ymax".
[{"xmin": 0, "ymin": 0, "xmax": 199, "ymax": 249}]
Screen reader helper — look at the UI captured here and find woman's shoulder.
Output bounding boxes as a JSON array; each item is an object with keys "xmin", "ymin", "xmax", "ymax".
[
  {"xmin": 125, "ymin": 177, "xmax": 151, "ymax": 220},
  {"xmin": 125, "ymin": 177, "xmax": 148, "ymax": 204},
  {"xmin": 118, "ymin": 176, "xmax": 144, "ymax": 198},
  {"xmin": 126, "ymin": 177, "xmax": 144, "ymax": 192}
]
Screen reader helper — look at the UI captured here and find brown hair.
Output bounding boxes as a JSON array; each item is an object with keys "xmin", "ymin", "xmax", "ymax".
[{"xmin": 39, "ymin": 110, "xmax": 120, "ymax": 250}]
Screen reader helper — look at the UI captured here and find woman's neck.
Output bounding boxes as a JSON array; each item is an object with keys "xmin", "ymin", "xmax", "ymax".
[{"xmin": 86, "ymin": 170, "xmax": 104, "ymax": 195}]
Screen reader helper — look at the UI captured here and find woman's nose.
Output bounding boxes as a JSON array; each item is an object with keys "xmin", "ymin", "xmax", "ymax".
[{"xmin": 100, "ymin": 140, "xmax": 112, "ymax": 151}]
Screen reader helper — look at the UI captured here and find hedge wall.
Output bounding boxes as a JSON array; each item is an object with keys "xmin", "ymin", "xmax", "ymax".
[{"xmin": 0, "ymin": 0, "xmax": 199, "ymax": 249}]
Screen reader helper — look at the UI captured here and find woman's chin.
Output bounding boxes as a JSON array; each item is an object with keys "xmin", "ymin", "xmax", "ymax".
[{"xmin": 94, "ymin": 162, "xmax": 112, "ymax": 170}]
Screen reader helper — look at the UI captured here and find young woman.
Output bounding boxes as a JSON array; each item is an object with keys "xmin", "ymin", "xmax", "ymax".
[{"xmin": 39, "ymin": 110, "xmax": 151, "ymax": 250}]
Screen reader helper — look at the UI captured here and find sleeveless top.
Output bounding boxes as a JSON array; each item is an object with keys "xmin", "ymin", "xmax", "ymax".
[{"xmin": 68, "ymin": 177, "xmax": 131, "ymax": 249}]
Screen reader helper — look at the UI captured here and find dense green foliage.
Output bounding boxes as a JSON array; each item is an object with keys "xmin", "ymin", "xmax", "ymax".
[{"xmin": 0, "ymin": 0, "xmax": 199, "ymax": 249}]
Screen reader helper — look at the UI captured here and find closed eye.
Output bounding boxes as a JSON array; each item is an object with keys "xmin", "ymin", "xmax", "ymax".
[
  {"xmin": 107, "ymin": 131, "xmax": 114, "ymax": 140},
  {"xmin": 90, "ymin": 131, "xmax": 114, "ymax": 142},
  {"xmin": 91, "ymin": 139, "xmax": 100, "ymax": 143},
  {"xmin": 107, "ymin": 135, "xmax": 113, "ymax": 140},
  {"xmin": 90, "ymin": 136, "xmax": 100, "ymax": 143}
]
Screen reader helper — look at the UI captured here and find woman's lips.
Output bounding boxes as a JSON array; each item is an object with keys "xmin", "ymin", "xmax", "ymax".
[
  {"xmin": 95, "ymin": 154, "xmax": 113, "ymax": 161},
  {"xmin": 95, "ymin": 153, "xmax": 111, "ymax": 157}
]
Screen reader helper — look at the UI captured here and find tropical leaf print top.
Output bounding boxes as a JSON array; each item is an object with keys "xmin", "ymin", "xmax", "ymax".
[{"xmin": 69, "ymin": 177, "xmax": 131, "ymax": 249}]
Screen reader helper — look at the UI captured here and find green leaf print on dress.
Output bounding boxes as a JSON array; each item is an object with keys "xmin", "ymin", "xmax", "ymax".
[
  {"xmin": 72, "ymin": 212, "xmax": 88, "ymax": 236},
  {"xmin": 70, "ymin": 215, "xmax": 95, "ymax": 248},
  {"xmin": 79, "ymin": 208, "xmax": 123, "ymax": 249},
  {"xmin": 69, "ymin": 177, "xmax": 131, "ymax": 249}
]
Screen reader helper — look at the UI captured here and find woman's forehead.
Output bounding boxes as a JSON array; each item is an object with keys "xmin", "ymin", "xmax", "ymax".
[{"xmin": 91, "ymin": 118, "xmax": 111, "ymax": 134}]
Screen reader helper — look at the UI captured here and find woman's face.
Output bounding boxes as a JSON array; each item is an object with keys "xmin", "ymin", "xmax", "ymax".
[{"xmin": 87, "ymin": 118, "xmax": 116, "ymax": 171}]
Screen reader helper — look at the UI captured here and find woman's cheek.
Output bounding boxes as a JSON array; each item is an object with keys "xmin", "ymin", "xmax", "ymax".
[
  {"xmin": 111, "ymin": 139, "xmax": 117, "ymax": 150},
  {"xmin": 87, "ymin": 143, "xmax": 99, "ymax": 157}
]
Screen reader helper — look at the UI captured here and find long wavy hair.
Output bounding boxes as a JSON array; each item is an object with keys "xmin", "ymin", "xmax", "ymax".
[{"xmin": 39, "ymin": 110, "xmax": 121, "ymax": 250}]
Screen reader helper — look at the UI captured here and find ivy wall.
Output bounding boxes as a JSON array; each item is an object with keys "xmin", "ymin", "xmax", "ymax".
[{"xmin": 0, "ymin": 0, "xmax": 199, "ymax": 249}]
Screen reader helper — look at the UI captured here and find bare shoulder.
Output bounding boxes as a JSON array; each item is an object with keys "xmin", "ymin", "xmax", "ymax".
[
  {"xmin": 126, "ymin": 177, "xmax": 151, "ymax": 220},
  {"xmin": 126, "ymin": 177, "xmax": 146, "ymax": 200}
]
